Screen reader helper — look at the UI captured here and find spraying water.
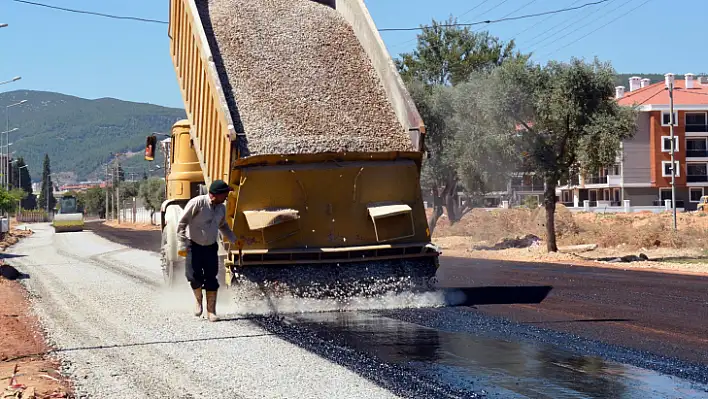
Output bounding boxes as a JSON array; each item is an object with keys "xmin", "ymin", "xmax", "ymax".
[{"xmin": 156, "ymin": 283, "xmax": 470, "ymax": 317}]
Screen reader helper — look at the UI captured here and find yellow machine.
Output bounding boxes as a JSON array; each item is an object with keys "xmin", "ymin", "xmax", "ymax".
[
  {"xmin": 146, "ymin": 0, "xmax": 440, "ymax": 298},
  {"xmin": 698, "ymin": 196, "xmax": 708, "ymax": 212},
  {"xmin": 52, "ymin": 195, "xmax": 84, "ymax": 233}
]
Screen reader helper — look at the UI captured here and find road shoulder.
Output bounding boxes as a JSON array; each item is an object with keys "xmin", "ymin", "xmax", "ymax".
[
  {"xmin": 1, "ymin": 272, "xmax": 72, "ymax": 397},
  {"xmin": 1, "ymin": 227, "xmax": 73, "ymax": 398}
]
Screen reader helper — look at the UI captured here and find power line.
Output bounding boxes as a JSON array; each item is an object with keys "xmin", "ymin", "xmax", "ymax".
[
  {"xmin": 471, "ymin": 0, "xmax": 539, "ymax": 33},
  {"xmin": 11, "ymin": 0, "xmax": 612, "ymax": 34},
  {"xmin": 379, "ymin": 0, "xmax": 610, "ymax": 31},
  {"xmin": 543, "ymin": 0, "xmax": 654, "ymax": 57},
  {"xmin": 527, "ymin": 0, "xmax": 620, "ymax": 52},
  {"xmin": 459, "ymin": 0, "xmax": 493, "ymax": 19},
  {"xmin": 468, "ymin": 0, "xmax": 512, "ymax": 22},
  {"xmin": 524, "ymin": 0, "xmax": 616, "ymax": 47},
  {"xmin": 9, "ymin": 0, "xmax": 168, "ymax": 24},
  {"xmin": 510, "ymin": 0, "xmax": 584, "ymax": 40}
]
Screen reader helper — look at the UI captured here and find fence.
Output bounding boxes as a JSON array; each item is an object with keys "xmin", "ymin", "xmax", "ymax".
[
  {"xmin": 17, "ymin": 210, "xmax": 52, "ymax": 223},
  {"xmin": 115, "ymin": 199, "xmax": 159, "ymax": 225}
]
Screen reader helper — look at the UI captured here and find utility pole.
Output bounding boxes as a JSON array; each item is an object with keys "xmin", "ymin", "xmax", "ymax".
[
  {"xmin": 105, "ymin": 164, "xmax": 110, "ymax": 220},
  {"xmin": 667, "ymin": 74, "xmax": 678, "ymax": 231},
  {"xmin": 114, "ymin": 161, "xmax": 120, "ymax": 224},
  {"xmin": 45, "ymin": 174, "xmax": 50, "ymax": 214}
]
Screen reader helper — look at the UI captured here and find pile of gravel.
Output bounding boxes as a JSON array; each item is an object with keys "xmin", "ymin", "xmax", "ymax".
[{"xmin": 196, "ymin": 0, "xmax": 413, "ymax": 156}]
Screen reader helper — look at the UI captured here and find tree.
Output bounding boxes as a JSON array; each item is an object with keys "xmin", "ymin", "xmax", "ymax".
[
  {"xmin": 408, "ymin": 82, "xmax": 457, "ymax": 232},
  {"xmin": 83, "ymin": 187, "xmax": 106, "ymax": 218},
  {"xmin": 450, "ymin": 80, "xmax": 522, "ymax": 199},
  {"xmin": 119, "ymin": 181, "xmax": 140, "ymax": 202},
  {"xmin": 139, "ymin": 178, "xmax": 165, "ymax": 218},
  {"xmin": 398, "ymin": 21, "xmax": 528, "ymax": 232},
  {"xmin": 38, "ymin": 154, "xmax": 57, "ymax": 212},
  {"xmin": 0, "ymin": 187, "xmax": 26, "ymax": 214},
  {"xmin": 465, "ymin": 57, "xmax": 637, "ymax": 251},
  {"xmin": 396, "ymin": 17, "xmax": 528, "ymax": 86},
  {"xmin": 116, "ymin": 164, "xmax": 126, "ymax": 183},
  {"xmin": 10, "ymin": 157, "xmax": 36, "ymax": 210}
]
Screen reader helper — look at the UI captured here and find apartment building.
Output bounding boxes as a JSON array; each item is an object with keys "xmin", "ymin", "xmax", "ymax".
[
  {"xmin": 480, "ymin": 172, "xmax": 545, "ymax": 207},
  {"xmin": 613, "ymin": 73, "xmax": 708, "ymax": 210},
  {"xmin": 556, "ymin": 164, "xmax": 623, "ymax": 208}
]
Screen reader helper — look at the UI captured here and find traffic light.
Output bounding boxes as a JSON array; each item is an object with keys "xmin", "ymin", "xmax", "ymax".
[{"xmin": 145, "ymin": 135, "xmax": 157, "ymax": 161}]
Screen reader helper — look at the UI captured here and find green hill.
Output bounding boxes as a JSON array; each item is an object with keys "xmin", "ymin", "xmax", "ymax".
[{"xmin": 0, "ymin": 90, "xmax": 185, "ymax": 183}]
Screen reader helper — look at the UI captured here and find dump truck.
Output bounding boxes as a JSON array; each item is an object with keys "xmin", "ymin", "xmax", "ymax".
[
  {"xmin": 145, "ymin": 0, "xmax": 440, "ymax": 299},
  {"xmin": 52, "ymin": 194, "xmax": 84, "ymax": 233}
]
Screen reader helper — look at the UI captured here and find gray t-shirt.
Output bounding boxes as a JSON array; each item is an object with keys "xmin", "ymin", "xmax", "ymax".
[{"xmin": 177, "ymin": 194, "xmax": 238, "ymax": 247}]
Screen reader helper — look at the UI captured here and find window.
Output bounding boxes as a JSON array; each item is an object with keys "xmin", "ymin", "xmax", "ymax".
[
  {"xmin": 685, "ymin": 112, "xmax": 707, "ymax": 126},
  {"xmin": 687, "ymin": 163, "xmax": 708, "ymax": 182},
  {"xmin": 662, "ymin": 111, "xmax": 678, "ymax": 126},
  {"xmin": 690, "ymin": 188, "xmax": 704, "ymax": 202},
  {"xmin": 561, "ymin": 190, "xmax": 572, "ymax": 203},
  {"xmin": 661, "ymin": 136, "xmax": 679, "ymax": 152},
  {"xmin": 686, "ymin": 138, "xmax": 707, "ymax": 157},
  {"xmin": 662, "ymin": 160, "xmax": 680, "ymax": 177}
]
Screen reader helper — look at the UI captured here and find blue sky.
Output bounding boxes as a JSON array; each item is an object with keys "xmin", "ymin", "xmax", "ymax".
[{"xmin": 0, "ymin": 0, "xmax": 694, "ymax": 109}]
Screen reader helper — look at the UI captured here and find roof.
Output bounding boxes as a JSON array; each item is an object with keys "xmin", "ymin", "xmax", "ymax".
[{"xmin": 618, "ymin": 79, "xmax": 708, "ymax": 110}]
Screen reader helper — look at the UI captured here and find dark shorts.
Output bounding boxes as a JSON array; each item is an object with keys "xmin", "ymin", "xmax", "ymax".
[{"xmin": 185, "ymin": 241, "xmax": 219, "ymax": 291}]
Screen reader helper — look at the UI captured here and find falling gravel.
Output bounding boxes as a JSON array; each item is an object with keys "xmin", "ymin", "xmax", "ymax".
[{"xmin": 196, "ymin": 0, "xmax": 413, "ymax": 156}]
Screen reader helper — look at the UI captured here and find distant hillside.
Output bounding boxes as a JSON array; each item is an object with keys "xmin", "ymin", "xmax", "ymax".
[{"xmin": 0, "ymin": 90, "xmax": 185, "ymax": 182}]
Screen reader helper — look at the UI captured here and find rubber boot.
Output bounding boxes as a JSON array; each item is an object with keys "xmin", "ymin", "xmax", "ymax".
[
  {"xmin": 206, "ymin": 290, "xmax": 218, "ymax": 322},
  {"xmin": 192, "ymin": 288, "xmax": 203, "ymax": 317}
]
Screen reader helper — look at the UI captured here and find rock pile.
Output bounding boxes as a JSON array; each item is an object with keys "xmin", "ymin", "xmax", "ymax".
[{"xmin": 197, "ymin": 0, "xmax": 413, "ymax": 156}]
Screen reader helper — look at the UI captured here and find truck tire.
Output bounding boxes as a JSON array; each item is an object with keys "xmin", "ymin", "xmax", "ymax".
[{"xmin": 161, "ymin": 204, "xmax": 186, "ymax": 287}]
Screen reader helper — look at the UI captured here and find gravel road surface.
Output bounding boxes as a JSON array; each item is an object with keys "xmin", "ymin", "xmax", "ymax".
[{"xmin": 11, "ymin": 224, "xmax": 401, "ymax": 398}]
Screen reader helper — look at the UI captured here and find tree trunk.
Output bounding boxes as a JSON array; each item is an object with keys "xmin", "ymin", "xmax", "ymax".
[
  {"xmin": 445, "ymin": 193, "xmax": 457, "ymax": 224},
  {"xmin": 442, "ymin": 176, "xmax": 459, "ymax": 224},
  {"xmin": 427, "ymin": 184, "xmax": 444, "ymax": 236},
  {"xmin": 544, "ymin": 180, "xmax": 558, "ymax": 252}
]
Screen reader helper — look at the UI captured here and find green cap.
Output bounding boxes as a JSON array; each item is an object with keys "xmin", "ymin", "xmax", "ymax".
[{"xmin": 209, "ymin": 179, "xmax": 231, "ymax": 195}]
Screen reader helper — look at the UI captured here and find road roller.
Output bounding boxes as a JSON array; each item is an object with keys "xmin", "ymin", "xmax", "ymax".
[{"xmin": 52, "ymin": 194, "xmax": 84, "ymax": 232}]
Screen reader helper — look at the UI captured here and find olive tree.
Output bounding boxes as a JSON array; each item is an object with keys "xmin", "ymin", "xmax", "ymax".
[{"xmin": 466, "ymin": 57, "xmax": 638, "ymax": 251}]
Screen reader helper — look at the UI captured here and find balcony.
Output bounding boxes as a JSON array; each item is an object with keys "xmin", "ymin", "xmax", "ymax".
[
  {"xmin": 511, "ymin": 184, "xmax": 543, "ymax": 192},
  {"xmin": 687, "ymin": 175, "xmax": 708, "ymax": 183},
  {"xmin": 686, "ymin": 149, "xmax": 708, "ymax": 158},
  {"xmin": 686, "ymin": 124, "xmax": 708, "ymax": 133},
  {"xmin": 583, "ymin": 175, "xmax": 621, "ymax": 186},
  {"xmin": 585, "ymin": 176, "xmax": 605, "ymax": 184}
]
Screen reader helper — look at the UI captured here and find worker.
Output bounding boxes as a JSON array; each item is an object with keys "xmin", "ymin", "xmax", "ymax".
[{"xmin": 177, "ymin": 179, "xmax": 238, "ymax": 322}]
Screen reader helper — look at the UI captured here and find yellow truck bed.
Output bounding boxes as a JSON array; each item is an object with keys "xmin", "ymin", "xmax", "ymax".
[{"xmin": 165, "ymin": 0, "xmax": 438, "ymax": 296}]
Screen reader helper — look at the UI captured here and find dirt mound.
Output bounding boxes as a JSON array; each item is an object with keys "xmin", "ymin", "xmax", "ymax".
[
  {"xmin": 530, "ymin": 204, "xmax": 579, "ymax": 238},
  {"xmin": 431, "ymin": 207, "xmax": 708, "ymax": 250}
]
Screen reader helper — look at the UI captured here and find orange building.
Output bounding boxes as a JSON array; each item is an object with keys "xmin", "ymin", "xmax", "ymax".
[
  {"xmin": 558, "ymin": 73, "xmax": 708, "ymax": 211},
  {"xmin": 615, "ymin": 73, "xmax": 708, "ymax": 210}
]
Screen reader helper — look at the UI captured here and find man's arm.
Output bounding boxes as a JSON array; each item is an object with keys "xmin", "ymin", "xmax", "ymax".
[
  {"xmin": 177, "ymin": 198, "xmax": 199, "ymax": 249},
  {"xmin": 218, "ymin": 207, "xmax": 238, "ymax": 244}
]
